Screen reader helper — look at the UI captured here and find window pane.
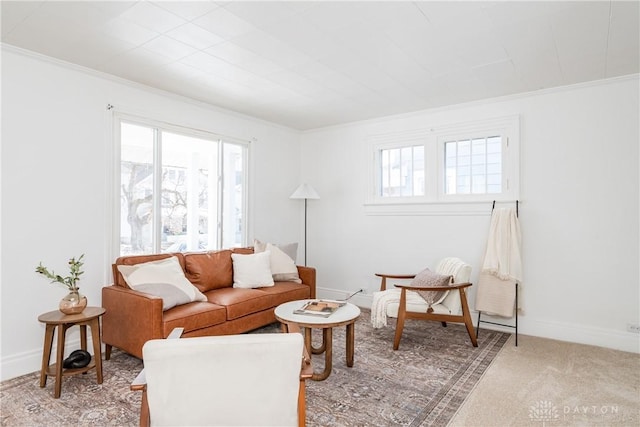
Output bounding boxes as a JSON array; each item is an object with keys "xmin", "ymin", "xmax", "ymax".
[
  {"xmin": 380, "ymin": 145, "xmax": 424, "ymax": 197},
  {"xmin": 161, "ymin": 131, "xmax": 217, "ymax": 253},
  {"xmin": 413, "ymin": 146, "xmax": 425, "ymax": 196},
  {"xmin": 457, "ymin": 172, "xmax": 471, "ymax": 194},
  {"xmin": 458, "ymin": 140, "xmax": 471, "ymax": 155},
  {"xmin": 444, "ymin": 136, "xmax": 502, "ymax": 195},
  {"xmin": 120, "ymin": 123, "xmax": 154, "ymax": 255},
  {"xmin": 221, "ymin": 142, "xmax": 244, "ymax": 248},
  {"xmin": 487, "ymin": 136, "xmax": 501, "ymax": 153},
  {"xmin": 400, "ymin": 146, "xmax": 411, "ymax": 196}
]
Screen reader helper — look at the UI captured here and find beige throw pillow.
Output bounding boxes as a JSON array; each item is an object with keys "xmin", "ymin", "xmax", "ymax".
[
  {"xmin": 117, "ymin": 256, "xmax": 207, "ymax": 311},
  {"xmin": 409, "ymin": 268, "xmax": 453, "ymax": 307},
  {"xmin": 254, "ymin": 239, "xmax": 298, "ymax": 263},
  {"xmin": 266, "ymin": 243, "xmax": 301, "ymax": 283}
]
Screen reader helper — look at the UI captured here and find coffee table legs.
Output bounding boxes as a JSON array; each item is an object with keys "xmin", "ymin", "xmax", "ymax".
[
  {"xmin": 346, "ymin": 322, "xmax": 355, "ymax": 367},
  {"xmin": 309, "ymin": 328, "xmax": 333, "ymax": 381},
  {"xmin": 297, "ymin": 324, "xmax": 355, "ymax": 381},
  {"xmin": 308, "ymin": 328, "xmax": 328, "ymax": 354}
]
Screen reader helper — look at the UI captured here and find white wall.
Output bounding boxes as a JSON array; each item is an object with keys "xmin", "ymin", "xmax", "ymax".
[
  {"xmin": 0, "ymin": 47, "xmax": 303, "ymax": 380},
  {"xmin": 301, "ymin": 76, "xmax": 640, "ymax": 353}
]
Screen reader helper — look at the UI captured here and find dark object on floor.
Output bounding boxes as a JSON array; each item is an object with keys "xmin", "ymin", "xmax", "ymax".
[{"xmin": 63, "ymin": 350, "xmax": 91, "ymax": 369}]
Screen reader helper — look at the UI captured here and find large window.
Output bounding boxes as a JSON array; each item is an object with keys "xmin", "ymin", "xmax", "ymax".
[
  {"xmin": 117, "ymin": 118, "xmax": 248, "ymax": 256},
  {"xmin": 367, "ymin": 116, "xmax": 519, "ymax": 214}
]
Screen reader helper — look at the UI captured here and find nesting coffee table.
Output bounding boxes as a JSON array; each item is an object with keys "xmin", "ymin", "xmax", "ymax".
[{"xmin": 275, "ymin": 299, "xmax": 361, "ymax": 381}]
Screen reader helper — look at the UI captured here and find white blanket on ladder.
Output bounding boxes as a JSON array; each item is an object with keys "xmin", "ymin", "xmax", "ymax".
[{"xmin": 474, "ymin": 207, "xmax": 523, "ymax": 317}]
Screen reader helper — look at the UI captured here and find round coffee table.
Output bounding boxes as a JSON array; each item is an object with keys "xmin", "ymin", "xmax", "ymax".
[{"xmin": 275, "ymin": 299, "xmax": 361, "ymax": 381}]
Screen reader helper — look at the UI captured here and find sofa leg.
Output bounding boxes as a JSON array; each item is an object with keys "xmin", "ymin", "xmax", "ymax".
[{"xmin": 105, "ymin": 344, "xmax": 112, "ymax": 360}]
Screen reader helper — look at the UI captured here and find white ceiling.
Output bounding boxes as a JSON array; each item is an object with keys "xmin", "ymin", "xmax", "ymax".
[{"xmin": 2, "ymin": 1, "xmax": 639, "ymax": 130}]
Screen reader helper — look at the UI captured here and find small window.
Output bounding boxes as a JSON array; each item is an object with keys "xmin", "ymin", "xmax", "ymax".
[{"xmin": 366, "ymin": 116, "xmax": 519, "ymax": 215}]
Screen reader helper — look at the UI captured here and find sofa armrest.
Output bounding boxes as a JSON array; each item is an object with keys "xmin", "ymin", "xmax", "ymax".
[
  {"xmin": 102, "ymin": 285, "xmax": 165, "ymax": 359},
  {"xmin": 296, "ymin": 266, "xmax": 316, "ymax": 299}
]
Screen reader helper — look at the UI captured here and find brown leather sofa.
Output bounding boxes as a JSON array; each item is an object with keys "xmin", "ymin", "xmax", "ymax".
[{"xmin": 102, "ymin": 248, "xmax": 316, "ymax": 359}]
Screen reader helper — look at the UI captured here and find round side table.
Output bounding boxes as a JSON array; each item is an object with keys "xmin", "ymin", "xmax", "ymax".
[{"xmin": 38, "ymin": 306, "xmax": 105, "ymax": 398}]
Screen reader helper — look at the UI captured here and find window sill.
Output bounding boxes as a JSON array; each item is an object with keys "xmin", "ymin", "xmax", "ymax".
[{"xmin": 363, "ymin": 200, "xmax": 502, "ymax": 216}]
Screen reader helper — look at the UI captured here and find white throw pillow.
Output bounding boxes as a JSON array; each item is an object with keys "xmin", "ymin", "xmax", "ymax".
[
  {"xmin": 266, "ymin": 243, "xmax": 301, "ymax": 283},
  {"xmin": 117, "ymin": 256, "xmax": 207, "ymax": 311},
  {"xmin": 231, "ymin": 251, "xmax": 275, "ymax": 289}
]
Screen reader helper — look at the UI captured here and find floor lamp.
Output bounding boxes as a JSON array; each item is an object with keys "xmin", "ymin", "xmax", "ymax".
[{"xmin": 290, "ymin": 183, "xmax": 320, "ymax": 266}]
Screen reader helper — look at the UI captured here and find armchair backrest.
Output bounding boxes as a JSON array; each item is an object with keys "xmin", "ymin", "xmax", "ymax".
[
  {"xmin": 142, "ymin": 333, "xmax": 304, "ymax": 426},
  {"xmin": 436, "ymin": 257, "xmax": 472, "ymax": 313}
]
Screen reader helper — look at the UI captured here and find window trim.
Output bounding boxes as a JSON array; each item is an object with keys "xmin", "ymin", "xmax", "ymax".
[
  {"xmin": 112, "ymin": 112, "xmax": 251, "ymax": 256},
  {"xmin": 365, "ymin": 115, "xmax": 520, "ymax": 215}
]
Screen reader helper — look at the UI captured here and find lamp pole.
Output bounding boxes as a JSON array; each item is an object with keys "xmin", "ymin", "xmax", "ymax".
[
  {"xmin": 290, "ymin": 183, "xmax": 320, "ymax": 267},
  {"xmin": 303, "ymin": 197, "xmax": 308, "ymax": 266}
]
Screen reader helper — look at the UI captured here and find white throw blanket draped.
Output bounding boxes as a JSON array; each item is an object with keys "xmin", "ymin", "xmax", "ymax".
[
  {"xmin": 474, "ymin": 207, "xmax": 522, "ymax": 317},
  {"xmin": 371, "ymin": 289, "xmax": 396, "ymax": 329}
]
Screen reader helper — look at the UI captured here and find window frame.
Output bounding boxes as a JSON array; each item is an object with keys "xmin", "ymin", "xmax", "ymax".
[
  {"xmin": 112, "ymin": 112, "xmax": 250, "ymax": 256},
  {"xmin": 366, "ymin": 115, "xmax": 520, "ymax": 215}
]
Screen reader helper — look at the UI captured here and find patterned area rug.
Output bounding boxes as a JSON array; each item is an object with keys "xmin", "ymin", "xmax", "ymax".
[{"xmin": 1, "ymin": 310, "xmax": 509, "ymax": 426}]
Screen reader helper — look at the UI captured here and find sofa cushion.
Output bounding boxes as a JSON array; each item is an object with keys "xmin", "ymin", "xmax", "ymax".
[
  {"xmin": 254, "ymin": 282, "xmax": 311, "ymax": 306},
  {"xmin": 205, "ymin": 288, "xmax": 276, "ymax": 320},
  {"xmin": 184, "ymin": 250, "xmax": 233, "ymax": 292},
  {"xmin": 162, "ymin": 301, "xmax": 227, "ymax": 335},
  {"xmin": 117, "ymin": 256, "xmax": 207, "ymax": 311},
  {"xmin": 231, "ymin": 251, "xmax": 274, "ymax": 289},
  {"xmin": 232, "ymin": 247, "xmax": 254, "ymax": 255}
]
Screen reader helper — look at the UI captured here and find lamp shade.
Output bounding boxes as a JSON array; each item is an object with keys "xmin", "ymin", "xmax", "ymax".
[{"xmin": 290, "ymin": 183, "xmax": 320, "ymax": 200}]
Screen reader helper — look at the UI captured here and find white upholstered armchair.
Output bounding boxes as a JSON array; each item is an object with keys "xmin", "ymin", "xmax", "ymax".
[
  {"xmin": 131, "ymin": 330, "xmax": 312, "ymax": 427},
  {"xmin": 371, "ymin": 257, "xmax": 477, "ymax": 349}
]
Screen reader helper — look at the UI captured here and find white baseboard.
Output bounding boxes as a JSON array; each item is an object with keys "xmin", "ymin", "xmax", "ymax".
[
  {"xmin": 317, "ymin": 286, "xmax": 640, "ymax": 354},
  {"xmin": 515, "ymin": 317, "xmax": 640, "ymax": 354},
  {"xmin": 1, "ymin": 337, "xmax": 100, "ymax": 382},
  {"xmin": 1, "ymin": 348, "xmax": 43, "ymax": 382}
]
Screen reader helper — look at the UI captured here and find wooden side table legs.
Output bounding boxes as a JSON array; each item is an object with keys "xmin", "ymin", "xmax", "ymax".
[
  {"xmin": 39, "ymin": 324, "xmax": 56, "ymax": 389},
  {"xmin": 38, "ymin": 308, "xmax": 105, "ymax": 398},
  {"xmin": 89, "ymin": 317, "xmax": 103, "ymax": 384},
  {"xmin": 53, "ymin": 324, "xmax": 67, "ymax": 398}
]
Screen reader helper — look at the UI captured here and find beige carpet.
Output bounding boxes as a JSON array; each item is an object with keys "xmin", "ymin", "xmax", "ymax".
[{"xmin": 449, "ymin": 334, "xmax": 640, "ymax": 426}]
